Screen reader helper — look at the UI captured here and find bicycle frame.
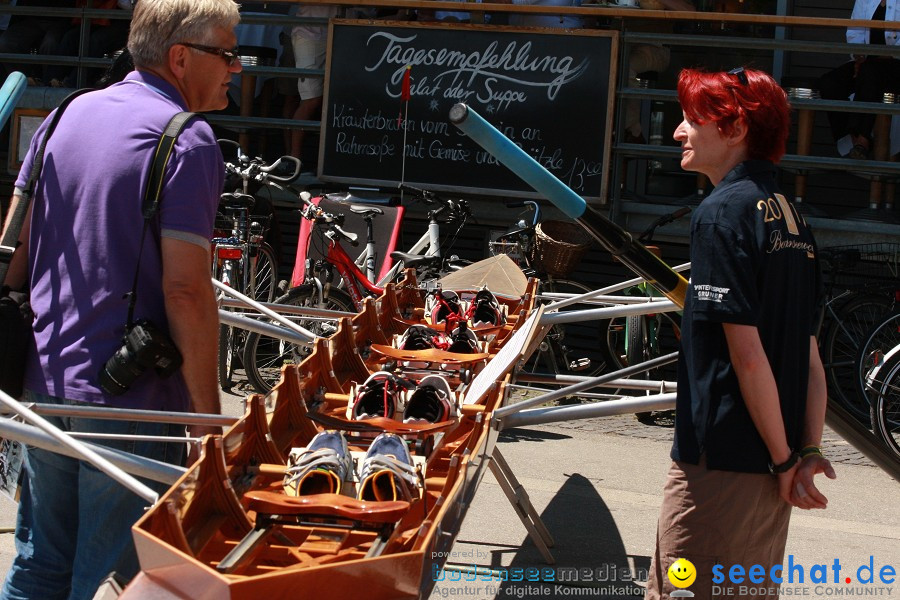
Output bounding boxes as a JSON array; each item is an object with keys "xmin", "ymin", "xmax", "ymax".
[
  {"xmin": 321, "ymin": 233, "xmax": 384, "ymax": 309},
  {"xmin": 375, "ymin": 220, "xmax": 441, "ymax": 287}
]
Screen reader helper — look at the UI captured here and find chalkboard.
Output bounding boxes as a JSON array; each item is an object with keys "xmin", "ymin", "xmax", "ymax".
[{"xmin": 319, "ymin": 21, "xmax": 618, "ymax": 202}]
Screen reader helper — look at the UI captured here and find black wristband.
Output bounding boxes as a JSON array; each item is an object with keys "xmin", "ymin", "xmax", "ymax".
[{"xmin": 768, "ymin": 451, "xmax": 801, "ymax": 475}]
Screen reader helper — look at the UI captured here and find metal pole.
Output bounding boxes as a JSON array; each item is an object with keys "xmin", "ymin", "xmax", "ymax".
[
  {"xmin": 497, "ymin": 352, "xmax": 679, "ymax": 418},
  {"xmin": 219, "ymin": 297, "xmax": 354, "ymax": 318},
  {"xmin": 0, "ymin": 419, "xmax": 185, "ymax": 485},
  {"xmin": 544, "ymin": 262, "xmax": 690, "ymax": 312},
  {"xmin": 500, "ymin": 393, "xmax": 677, "ymax": 429},
  {"xmin": 2, "ymin": 403, "xmax": 237, "ymax": 426},
  {"xmin": 66, "ymin": 433, "xmax": 201, "ymax": 443},
  {"xmin": 212, "ymin": 278, "xmax": 319, "ymax": 342},
  {"xmin": 539, "ymin": 299, "xmax": 680, "ymax": 326},
  {"xmin": 510, "ymin": 376, "xmax": 676, "ymax": 392},
  {"xmin": 0, "ymin": 389, "xmax": 159, "ymax": 503},
  {"xmin": 218, "ymin": 310, "xmax": 314, "ymax": 344}
]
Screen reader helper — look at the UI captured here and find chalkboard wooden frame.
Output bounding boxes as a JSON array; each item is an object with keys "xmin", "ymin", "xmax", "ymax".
[{"xmin": 318, "ymin": 20, "xmax": 618, "ymax": 203}]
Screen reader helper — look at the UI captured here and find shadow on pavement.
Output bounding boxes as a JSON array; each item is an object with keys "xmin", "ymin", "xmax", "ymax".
[
  {"xmin": 495, "ymin": 473, "xmax": 648, "ymax": 600},
  {"xmin": 498, "ymin": 428, "xmax": 571, "ymax": 444}
]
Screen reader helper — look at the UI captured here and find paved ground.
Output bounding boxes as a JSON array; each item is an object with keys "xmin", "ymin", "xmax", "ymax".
[
  {"xmin": 0, "ymin": 379, "xmax": 896, "ymax": 600},
  {"xmin": 428, "ymin": 412, "xmax": 899, "ymax": 600}
]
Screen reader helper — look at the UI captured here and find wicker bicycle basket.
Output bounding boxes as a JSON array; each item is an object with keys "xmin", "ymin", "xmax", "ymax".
[{"xmin": 530, "ymin": 220, "xmax": 592, "ymax": 278}]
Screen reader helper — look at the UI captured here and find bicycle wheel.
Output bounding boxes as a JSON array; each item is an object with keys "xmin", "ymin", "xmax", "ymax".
[
  {"xmin": 602, "ymin": 309, "xmax": 681, "ymax": 376},
  {"xmin": 243, "ymin": 285, "xmax": 355, "ymax": 394},
  {"xmin": 519, "ymin": 279, "xmax": 606, "ymax": 399},
  {"xmin": 869, "ymin": 349, "xmax": 900, "ymax": 459},
  {"xmin": 250, "ymin": 243, "xmax": 279, "ymax": 303},
  {"xmin": 821, "ymin": 294, "xmax": 894, "ymax": 422},
  {"xmin": 856, "ymin": 311, "xmax": 900, "ymax": 409}
]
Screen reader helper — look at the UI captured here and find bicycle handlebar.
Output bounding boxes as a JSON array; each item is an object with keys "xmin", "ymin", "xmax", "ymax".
[
  {"xmin": 219, "ymin": 139, "xmax": 301, "ymax": 187},
  {"xmin": 505, "ymin": 200, "xmax": 541, "ymax": 227},
  {"xmin": 397, "ymin": 183, "xmax": 470, "ymax": 220}
]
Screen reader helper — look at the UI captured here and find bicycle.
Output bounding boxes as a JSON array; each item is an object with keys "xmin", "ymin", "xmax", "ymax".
[
  {"xmin": 490, "ymin": 200, "xmax": 606, "ymax": 387},
  {"xmin": 861, "ymin": 339, "xmax": 900, "ymax": 459},
  {"xmin": 599, "ymin": 207, "xmax": 688, "ymax": 421},
  {"xmin": 242, "ymin": 187, "xmax": 472, "ymax": 394},
  {"xmin": 212, "ymin": 145, "xmax": 299, "ymax": 390},
  {"xmin": 817, "ymin": 243, "xmax": 900, "ymax": 422}
]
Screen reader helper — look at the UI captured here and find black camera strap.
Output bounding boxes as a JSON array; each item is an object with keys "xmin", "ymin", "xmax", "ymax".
[
  {"xmin": 0, "ymin": 88, "xmax": 91, "ymax": 290},
  {"xmin": 125, "ymin": 111, "xmax": 201, "ymax": 327}
]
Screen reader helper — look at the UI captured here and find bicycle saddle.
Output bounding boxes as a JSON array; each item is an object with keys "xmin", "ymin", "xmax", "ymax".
[
  {"xmin": 390, "ymin": 251, "xmax": 441, "ymax": 269},
  {"xmin": 350, "ymin": 205, "xmax": 384, "ymax": 218},
  {"xmin": 220, "ymin": 193, "xmax": 255, "ymax": 210}
]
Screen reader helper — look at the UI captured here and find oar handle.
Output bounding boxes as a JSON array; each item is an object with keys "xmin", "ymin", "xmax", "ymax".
[{"xmin": 449, "ymin": 103, "xmax": 687, "ymax": 308}]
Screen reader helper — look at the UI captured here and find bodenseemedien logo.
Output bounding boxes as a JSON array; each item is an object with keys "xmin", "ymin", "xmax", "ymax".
[{"xmin": 667, "ymin": 558, "xmax": 696, "ymax": 598}]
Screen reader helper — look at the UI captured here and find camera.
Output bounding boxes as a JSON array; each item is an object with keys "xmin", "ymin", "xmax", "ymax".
[{"xmin": 98, "ymin": 319, "xmax": 183, "ymax": 395}]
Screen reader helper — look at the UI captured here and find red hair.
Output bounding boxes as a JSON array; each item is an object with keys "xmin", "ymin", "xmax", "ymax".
[{"xmin": 677, "ymin": 68, "xmax": 791, "ymax": 163}]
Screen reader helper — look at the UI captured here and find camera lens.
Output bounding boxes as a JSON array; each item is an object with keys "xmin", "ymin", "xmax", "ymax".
[{"xmin": 98, "ymin": 345, "xmax": 146, "ymax": 395}]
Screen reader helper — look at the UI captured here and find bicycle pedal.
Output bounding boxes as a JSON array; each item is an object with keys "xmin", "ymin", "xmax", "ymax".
[{"xmin": 568, "ymin": 358, "xmax": 597, "ymax": 372}]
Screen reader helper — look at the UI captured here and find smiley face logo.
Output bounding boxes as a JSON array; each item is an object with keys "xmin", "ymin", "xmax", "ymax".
[{"xmin": 667, "ymin": 558, "xmax": 697, "ymax": 589}]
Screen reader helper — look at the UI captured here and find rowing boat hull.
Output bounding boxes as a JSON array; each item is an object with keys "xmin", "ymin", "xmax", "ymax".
[{"xmin": 125, "ymin": 270, "xmax": 540, "ymax": 599}]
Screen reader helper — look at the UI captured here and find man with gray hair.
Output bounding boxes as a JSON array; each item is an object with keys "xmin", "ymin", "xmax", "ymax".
[{"xmin": 0, "ymin": 1, "xmax": 241, "ymax": 597}]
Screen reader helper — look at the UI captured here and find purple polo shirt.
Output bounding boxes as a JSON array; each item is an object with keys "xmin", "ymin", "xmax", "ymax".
[{"xmin": 17, "ymin": 71, "xmax": 224, "ymax": 411}]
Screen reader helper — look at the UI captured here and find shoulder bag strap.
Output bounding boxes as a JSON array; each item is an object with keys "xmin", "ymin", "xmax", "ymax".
[
  {"xmin": 126, "ymin": 111, "xmax": 203, "ymax": 325},
  {"xmin": 141, "ymin": 111, "xmax": 201, "ymax": 220}
]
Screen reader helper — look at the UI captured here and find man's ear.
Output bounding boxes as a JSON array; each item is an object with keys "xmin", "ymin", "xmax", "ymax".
[{"xmin": 168, "ymin": 43, "xmax": 189, "ymax": 79}]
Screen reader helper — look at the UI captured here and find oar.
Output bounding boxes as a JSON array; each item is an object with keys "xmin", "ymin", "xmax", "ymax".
[
  {"xmin": 449, "ymin": 102, "xmax": 688, "ymax": 309},
  {"xmin": 0, "ymin": 71, "xmax": 26, "ymax": 130}
]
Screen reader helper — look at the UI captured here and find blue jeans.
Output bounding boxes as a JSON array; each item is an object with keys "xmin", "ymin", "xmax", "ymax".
[{"xmin": 0, "ymin": 391, "xmax": 186, "ymax": 600}]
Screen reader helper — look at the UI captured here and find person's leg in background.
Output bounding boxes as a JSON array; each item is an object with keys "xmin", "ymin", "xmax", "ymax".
[
  {"xmin": 278, "ymin": 30, "xmax": 300, "ymax": 154},
  {"xmin": 290, "ymin": 34, "xmax": 326, "ymax": 163},
  {"xmin": 817, "ymin": 60, "xmax": 857, "ymax": 147},
  {"xmin": 845, "ymin": 57, "xmax": 896, "ymax": 157}
]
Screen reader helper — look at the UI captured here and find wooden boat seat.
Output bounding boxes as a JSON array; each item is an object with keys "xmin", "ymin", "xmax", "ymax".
[
  {"xmin": 245, "ymin": 490, "xmax": 410, "ymax": 524},
  {"xmin": 369, "ymin": 344, "xmax": 490, "ymax": 364},
  {"xmin": 307, "ymin": 408, "xmax": 457, "ymax": 435}
]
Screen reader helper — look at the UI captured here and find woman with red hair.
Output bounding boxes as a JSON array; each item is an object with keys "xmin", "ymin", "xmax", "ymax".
[{"xmin": 645, "ymin": 68, "xmax": 835, "ymax": 600}]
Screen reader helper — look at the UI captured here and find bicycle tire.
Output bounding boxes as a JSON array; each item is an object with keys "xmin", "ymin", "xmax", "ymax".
[
  {"xmin": 251, "ymin": 242, "xmax": 279, "ymax": 303},
  {"xmin": 218, "ymin": 323, "xmax": 235, "ymax": 390},
  {"xmin": 216, "ymin": 261, "xmax": 241, "ymax": 390},
  {"xmin": 601, "ymin": 309, "xmax": 681, "ymax": 377},
  {"xmin": 626, "ymin": 315, "xmax": 654, "ymax": 422},
  {"xmin": 855, "ymin": 310, "xmax": 900, "ymax": 410},
  {"xmin": 243, "ymin": 285, "xmax": 355, "ymax": 394},
  {"xmin": 869, "ymin": 349, "xmax": 900, "ymax": 460},
  {"xmin": 821, "ymin": 294, "xmax": 894, "ymax": 422},
  {"xmin": 519, "ymin": 279, "xmax": 606, "ymax": 399}
]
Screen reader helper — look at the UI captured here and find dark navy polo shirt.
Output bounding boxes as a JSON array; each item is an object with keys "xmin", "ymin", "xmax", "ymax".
[{"xmin": 671, "ymin": 160, "xmax": 822, "ymax": 473}]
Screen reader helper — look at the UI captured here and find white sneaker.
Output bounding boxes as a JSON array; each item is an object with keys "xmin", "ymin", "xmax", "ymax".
[
  {"xmin": 357, "ymin": 432, "xmax": 419, "ymax": 502},
  {"xmin": 284, "ymin": 430, "xmax": 353, "ymax": 496}
]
